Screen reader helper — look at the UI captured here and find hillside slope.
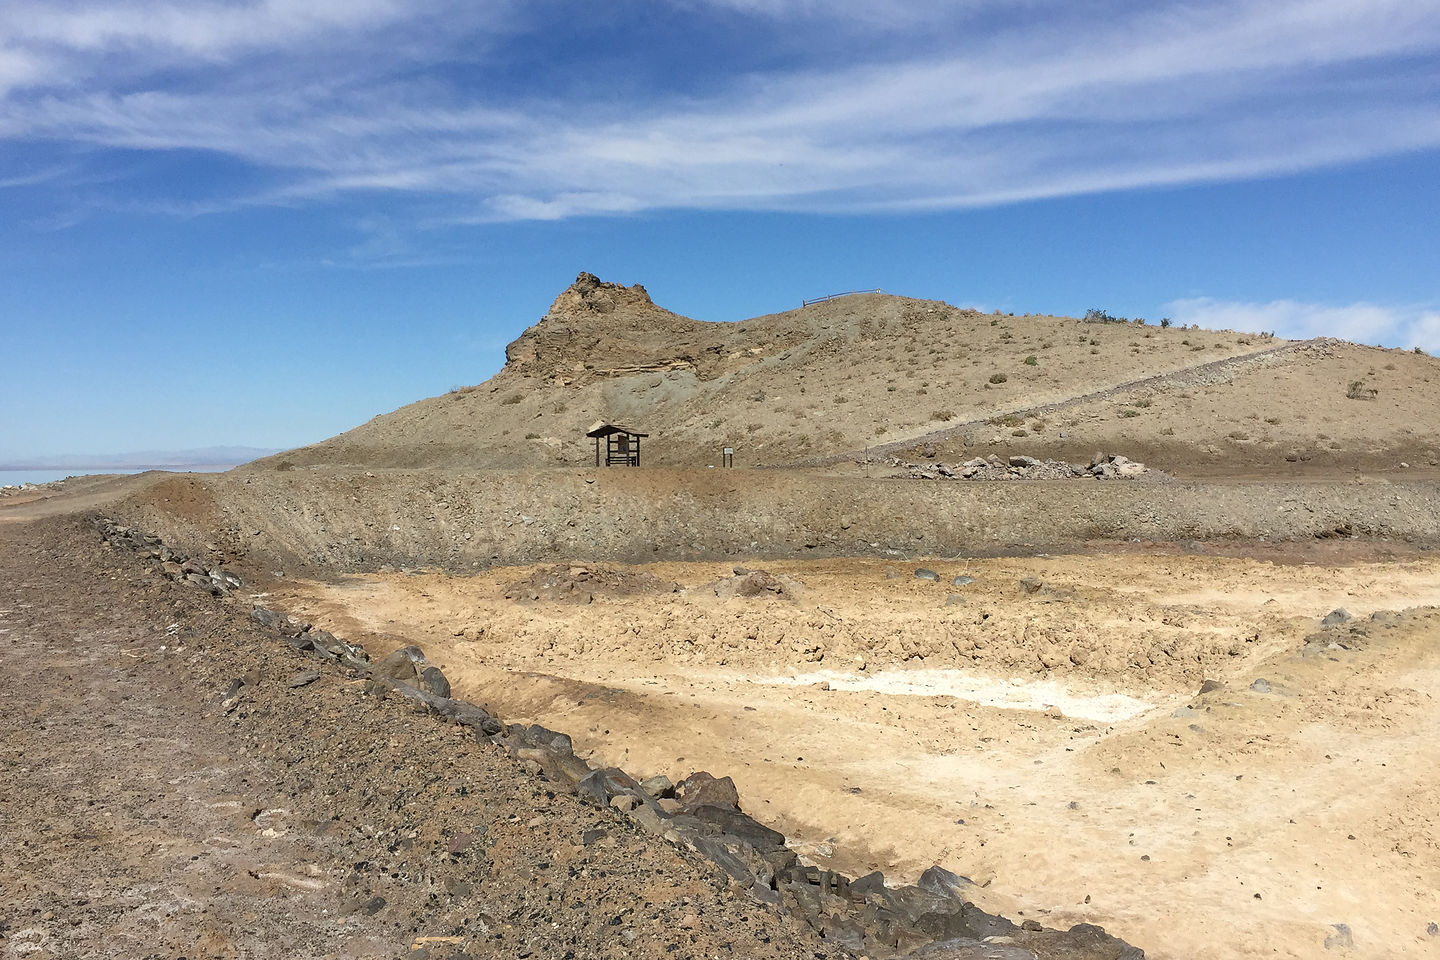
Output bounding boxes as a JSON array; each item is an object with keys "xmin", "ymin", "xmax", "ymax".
[{"xmin": 256, "ymin": 273, "xmax": 1440, "ymax": 475}]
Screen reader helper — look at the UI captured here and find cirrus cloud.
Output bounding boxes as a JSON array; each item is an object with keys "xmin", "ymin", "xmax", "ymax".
[{"xmin": 1, "ymin": 0, "xmax": 1439, "ymax": 222}]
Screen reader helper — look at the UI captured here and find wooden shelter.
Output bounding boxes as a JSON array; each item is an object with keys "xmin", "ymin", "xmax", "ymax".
[{"xmin": 585, "ymin": 421, "xmax": 648, "ymax": 466}]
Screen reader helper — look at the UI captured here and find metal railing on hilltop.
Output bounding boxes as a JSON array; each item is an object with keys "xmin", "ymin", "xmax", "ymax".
[{"xmin": 802, "ymin": 288, "xmax": 885, "ymax": 307}]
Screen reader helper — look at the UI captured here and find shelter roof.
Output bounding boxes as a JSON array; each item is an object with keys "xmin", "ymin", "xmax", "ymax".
[{"xmin": 585, "ymin": 421, "xmax": 649, "ymax": 438}]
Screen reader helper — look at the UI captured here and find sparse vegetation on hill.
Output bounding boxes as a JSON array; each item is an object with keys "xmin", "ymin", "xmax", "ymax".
[{"xmin": 248, "ymin": 273, "xmax": 1440, "ymax": 475}]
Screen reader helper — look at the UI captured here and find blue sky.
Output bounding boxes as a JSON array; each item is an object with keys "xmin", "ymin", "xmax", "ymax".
[{"xmin": 2, "ymin": 0, "xmax": 1438, "ymax": 459}]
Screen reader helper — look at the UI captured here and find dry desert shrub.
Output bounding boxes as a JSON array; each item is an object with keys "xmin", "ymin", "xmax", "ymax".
[{"xmin": 1346, "ymin": 380, "xmax": 1379, "ymax": 400}]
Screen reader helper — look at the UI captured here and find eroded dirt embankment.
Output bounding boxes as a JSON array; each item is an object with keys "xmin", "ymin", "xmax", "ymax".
[{"xmin": 119, "ymin": 468, "xmax": 1440, "ymax": 575}]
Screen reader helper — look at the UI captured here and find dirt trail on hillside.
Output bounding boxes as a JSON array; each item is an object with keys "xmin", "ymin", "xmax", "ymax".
[
  {"xmin": 273, "ymin": 553, "xmax": 1440, "ymax": 960},
  {"xmin": 802, "ymin": 338, "xmax": 1314, "ymax": 466}
]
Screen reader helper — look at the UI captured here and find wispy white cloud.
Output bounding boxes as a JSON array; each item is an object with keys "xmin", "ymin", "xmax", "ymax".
[
  {"xmin": 1166, "ymin": 297, "xmax": 1440, "ymax": 352},
  {"xmin": 1, "ymin": 0, "xmax": 421, "ymax": 59},
  {"xmin": 2, "ymin": 0, "xmax": 1439, "ymax": 221}
]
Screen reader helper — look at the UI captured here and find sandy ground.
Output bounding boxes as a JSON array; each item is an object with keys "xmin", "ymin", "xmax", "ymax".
[{"xmin": 272, "ymin": 551, "xmax": 1440, "ymax": 960}]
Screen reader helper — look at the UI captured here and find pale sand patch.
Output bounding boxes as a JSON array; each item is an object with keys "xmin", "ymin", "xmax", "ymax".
[{"xmin": 761, "ymin": 669, "xmax": 1156, "ymax": 723}]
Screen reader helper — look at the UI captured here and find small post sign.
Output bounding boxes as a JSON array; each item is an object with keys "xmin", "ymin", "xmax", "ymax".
[{"xmin": 722, "ymin": 447, "xmax": 734, "ymax": 468}]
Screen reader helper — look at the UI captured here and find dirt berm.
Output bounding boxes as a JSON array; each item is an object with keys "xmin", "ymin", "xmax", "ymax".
[
  {"xmin": 0, "ymin": 513, "xmax": 1146, "ymax": 960},
  {"xmin": 119, "ymin": 469, "xmax": 1440, "ymax": 574}
]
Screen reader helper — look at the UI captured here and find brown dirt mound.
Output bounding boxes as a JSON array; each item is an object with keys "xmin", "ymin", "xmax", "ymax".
[{"xmin": 505, "ymin": 563, "xmax": 680, "ymax": 603}]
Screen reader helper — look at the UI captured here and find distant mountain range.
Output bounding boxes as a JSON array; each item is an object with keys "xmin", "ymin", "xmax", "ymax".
[{"xmin": 0, "ymin": 446, "xmax": 281, "ymax": 470}]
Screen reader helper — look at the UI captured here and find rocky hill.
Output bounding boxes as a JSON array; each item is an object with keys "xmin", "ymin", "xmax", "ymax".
[{"xmin": 255, "ymin": 273, "xmax": 1440, "ymax": 476}]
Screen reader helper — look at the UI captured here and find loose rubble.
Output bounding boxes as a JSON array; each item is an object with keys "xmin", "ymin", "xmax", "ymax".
[
  {"xmin": 98, "ymin": 517, "xmax": 245, "ymax": 596},
  {"xmin": 882, "ymin": 454, "xmax": 1156, "ymax": 481},
  {"xmin": 89, "ymin": 515, "xmax": 1145, "ymax": 960},
  {"xmin": 505, "ymin": 563, "xmax": 680, "ymax": 603},
  {"xmin": 706, "ymin": 567, "xmax": 804, "ymax": 601}
]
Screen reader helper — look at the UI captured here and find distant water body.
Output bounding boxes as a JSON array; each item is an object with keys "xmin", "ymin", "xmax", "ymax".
[{"xmin": 0, "ymin": 465, "xmax": 233, "ymax": 487}]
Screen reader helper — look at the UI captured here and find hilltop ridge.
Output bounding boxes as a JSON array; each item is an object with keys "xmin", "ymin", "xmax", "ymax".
[{"xmin": 254, "ymin": 273, "xmax": 1440, "ymax": 475}]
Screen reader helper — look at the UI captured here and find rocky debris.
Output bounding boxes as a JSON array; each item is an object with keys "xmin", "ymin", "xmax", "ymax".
[
  {"xmin": 1300, "ymin": 607, "xmax": 1411, "ymax": 659},
  {"xmin": 91, "ymin": 516, "xmax": 1146, "ymax": 960},
  {"xmin": 1088, "ymin": 454, "xmax": 1149, "ymax": 480},
  {"xmin": 0, "ymin": 478, "xmax": 65, "ymax": 497},
  {"xmin": 886, "ymin": 454, "xmax": 1156, "ymax": 482},
  {"xmin": 707, "ymin": 568, "xmax": 803, "ymax": 601},
  {"xmin": 95, "ymin": 517, "xmax": 243, "ymax": 597},
  {"xmin": 504, "ymin": 563, "xmax": 679, "ymax": 603},
  {"xmin": 1019, "ymin": 576, "xmax": 1045, "ymax": 595}
]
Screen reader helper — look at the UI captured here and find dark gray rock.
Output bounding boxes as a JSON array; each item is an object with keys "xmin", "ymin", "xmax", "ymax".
[
  {"xmin": 287, "ymin": 670, "xmax": 321, "ymax": 688},
  {"xmin": 435, "ymin": 698, "xmax": 504, "ymax": 736},
  {"xmin": 748, "ymin": 881, "xmax": 781, "ymax": 906},
  {"xmin": 688, "ymin": 833, "xmax": 759, "ymax": 885},
  {"xmin": 375, "ymin": 645, "xmax": 428, "ymax": 682},
  {"xmin": 1321, "ymin": 608, "xmax": 1353, "ymax": 627},
  {"xmin": 1324, "ymin": 923, "xmax": 1354, "ymax": 950},
  {"xmin": 576, "ymin": 767, "xmax": 644, "ymax": 807},
  {"xmin": 952, "ymin": 576, "xmax": 976, "ymax": 587},
  {"xmin": 524, "ymin": 724, "xmax": 575, "ymax": 755},
  {"xmin": 849, "ymin": 870, "xmax": 887, "ymax": 897},
  {"xmin": 1250, "ymin": 678, "xmax": 1272, "ymax": 693},
  {"xmin": 820, "ymin": 913, "xmax": 868, "ymax": 951},
  {"xmin": 915, "ymin": 568, "xmax": 940, "ymax": 582},
  {"xmin": 690, "ymin": 804, "xmax": 787, "ymax": 851},
  {"xmin": 676, "ymin": 772, "xmax": 740, "ymax": 811},
  {"xmin": 918, "ymin": 865, "xmax": 975, "ymax": 900},
  {"xmin": 418, "ymin": 665, "xmax": 451, "ymax": 698},
  {"xmin": 1199, "ymin": 679, "xmax": 1224, "ymax": 694}
]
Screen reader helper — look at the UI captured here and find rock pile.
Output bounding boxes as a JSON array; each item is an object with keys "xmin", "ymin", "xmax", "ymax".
[
  {"xmin": 889, "ymin": 454, "xmax": 1153, "ymax": 481},
  {"xmin": 95, "ymin": 516, "xmax": 1145, "ymax": 960},
  {"xmin": 1, "ymin": 479, "xmax": 58, "ymax": 498},
  {"xmin": 96, "ymin": 517, "xmax": 245, "ymax": 597},
  {"xmin": 1301, "ymin": 607, "xmax": 1410, "ymax": 659}
]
